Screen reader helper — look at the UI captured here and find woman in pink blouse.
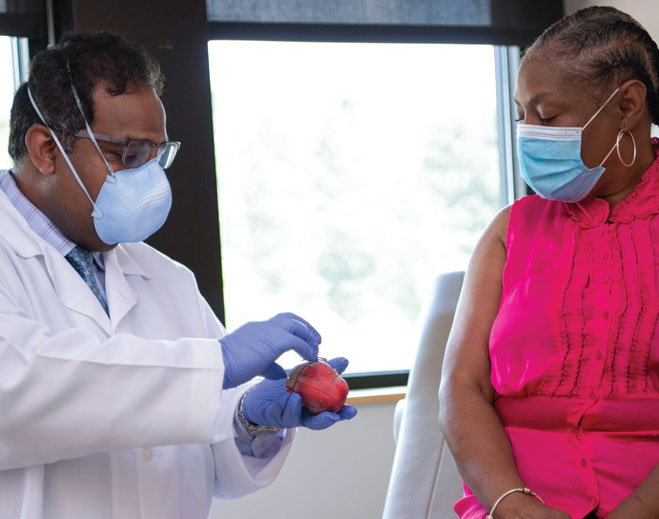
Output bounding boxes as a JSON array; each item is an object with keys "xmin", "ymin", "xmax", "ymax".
[{"xmin": 439, "ymin": 7, "xmax": 659, "ymax": 519}]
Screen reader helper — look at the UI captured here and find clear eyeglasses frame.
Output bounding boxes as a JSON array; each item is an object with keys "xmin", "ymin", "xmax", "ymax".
[{"xmin": 74, "ymin": 130, "xmax": 181, "ymax": 169}]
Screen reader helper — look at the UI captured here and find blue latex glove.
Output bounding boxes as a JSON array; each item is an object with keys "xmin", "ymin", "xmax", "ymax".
[
  {"xmin": 242, "ymin": 357, "xmax": 358, "ymax": 430},
  {"xmin": 220, "ymin": 312, "xmax": 321, "ymax": 389}
]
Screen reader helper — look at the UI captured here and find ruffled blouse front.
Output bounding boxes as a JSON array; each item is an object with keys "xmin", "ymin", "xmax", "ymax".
[{"xmin": 455, "ymin": 140, "xmax": 659, "ymax": 519}]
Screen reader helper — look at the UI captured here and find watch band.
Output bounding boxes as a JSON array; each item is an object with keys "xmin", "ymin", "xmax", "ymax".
[{"xmin": 237, "ymin": 391, "xmax": 281, "ymax": 436}]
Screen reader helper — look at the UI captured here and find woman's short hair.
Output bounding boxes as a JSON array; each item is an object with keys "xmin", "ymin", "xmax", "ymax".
[{"xmin": 523, "ymin": 6, "xmax": 659, "ymax": 124}]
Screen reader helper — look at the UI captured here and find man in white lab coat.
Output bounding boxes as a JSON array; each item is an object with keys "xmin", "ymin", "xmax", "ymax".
[{"xmin": 0, "ymin": 32, "xmax": 356, "ymax": 518}]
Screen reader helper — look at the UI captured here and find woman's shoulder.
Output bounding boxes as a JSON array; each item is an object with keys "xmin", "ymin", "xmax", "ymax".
[
  {"xmin": 509, "ymin": 194, "xmax": 566, "ymax": 226},
  {"xmin": 480, "ymin": 195, "xmax": 567, "ymax": 251},
  {"xmin": 492, "ymin": 204, "xmax": 511, "ymax": 234},
  {"xmin": 491, "ymin": 195, "xmax": 568, "ymax": 253},
  {"xmin": 479, "ymin": 205, "xmax": 511, "ymax": 252},
  {"xmin": 510, "ymin": 193, "xmax": 552, "ymax": 211}
]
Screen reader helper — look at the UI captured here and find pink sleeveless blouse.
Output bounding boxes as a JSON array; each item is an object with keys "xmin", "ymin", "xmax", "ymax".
[{"xmin": 455, "ymin": 140, "xmax": 659, "ymax": 519}]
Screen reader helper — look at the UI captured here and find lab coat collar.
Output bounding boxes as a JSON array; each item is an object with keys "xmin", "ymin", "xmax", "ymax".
[
  {"xmin": 44, "ymin": 250, "xmax": 113, "ymax": 333},
  {"xmin": 109, "ymin": 245, "xmax": 151, "ymax": 280},
  {"xmin": 0, "ymin": 180, "xmax": 150, "ymax": 278},
  {"xmin": 50, "ymin": 247, "xmax": 151, "ymax": 334},
  {"xmin": 0, "ymin": 188, "xmax": 151, "ymax": 333},
  {"xmin": 0, "ymin": 176, "xmax": 153, "ymax": 278},
  {"xmin": 102, "ymin": 246, "xmax": 150, "ymax": 328},
  {"xmin": 0, "ymin": 185, "xmax": 112, "ymax": 331}
]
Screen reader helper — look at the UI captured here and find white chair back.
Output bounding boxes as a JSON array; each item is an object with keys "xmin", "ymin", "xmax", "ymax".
[{"xmin": 382, "ymin": 271, "xmax": 465, "ymax": 519}]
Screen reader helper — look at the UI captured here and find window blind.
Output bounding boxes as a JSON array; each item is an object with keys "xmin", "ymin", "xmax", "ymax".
[
  {"xmin": 206, "ymin": 0, "xmax": 563, "ymax": 45},
  {"xmin": 207, "ymin": 0, "xmax": 490, "ymax": 26},
  {"xmin": 0, "ymin": 0, "xmax": 44, "ymax": 38}
]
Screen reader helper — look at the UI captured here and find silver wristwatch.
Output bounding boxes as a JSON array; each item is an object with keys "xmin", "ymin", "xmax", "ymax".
[{"xmin": 237, "ymin": 391, "xmax": 281, "ymax": 436}]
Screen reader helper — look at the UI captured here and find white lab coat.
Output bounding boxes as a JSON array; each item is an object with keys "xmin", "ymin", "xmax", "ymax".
[{"xmin": 0, "ymin": 182, "xmax": 294, "ymax": 519}]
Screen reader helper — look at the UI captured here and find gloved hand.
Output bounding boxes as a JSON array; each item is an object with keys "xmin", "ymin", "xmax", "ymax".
[
  {"xmin": 220, "ymin": 312, "xmax": 321, "ymax": 389},
  {"xmin": 242, "ymin": 357, "xmax": 358, "ymax": 430}
]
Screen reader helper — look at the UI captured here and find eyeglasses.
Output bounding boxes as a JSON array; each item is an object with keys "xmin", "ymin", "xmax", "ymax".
[{"xmin": 74, "ymin": 130, "xmax": 181, "ymax": 169}]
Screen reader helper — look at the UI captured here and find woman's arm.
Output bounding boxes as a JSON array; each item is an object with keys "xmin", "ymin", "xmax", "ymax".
[
  {"xmin": 438, "ymin": 207, "xmax": 569, "ymax": 519},
  {"xmin": 607, "ymin": 463, "xmax": 659, "ymax": 519}
]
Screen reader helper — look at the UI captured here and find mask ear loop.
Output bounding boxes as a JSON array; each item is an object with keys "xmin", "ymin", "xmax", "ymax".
[
  {"xmin": 65, "ymin": 61, "xmax": 117, "ymax": 184},
  {"xmin": 598, "ymin": 138, "xmax": 618, "ymax": 168},
  {"xmin": 27, "ymin": 86, "xmax": 104, "ymax": 218},
  {"xmin": 616, "ymin": 129, "xmax": 637, "ymax": 167},
  {"xmin": 582, "ymin": 87, "xmax": 621, "ymax": 131},
  {"xmin": 581, "ymin": 86, "xmax": 625, "ymax": 169}
]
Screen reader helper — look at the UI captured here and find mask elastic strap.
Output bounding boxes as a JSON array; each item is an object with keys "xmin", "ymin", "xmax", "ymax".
[
  {"xmin": 27, "ymin": 86, "xmax": 104, "ymax": 218},
  {"xmin": 582, "ymin": 87, "xmax": 621, "ymax": 131},
  {"xmin": 598, "ymin": 138, "xmax": 618, "ymax": 168},
  {"xmin": 66, "ymin": 62, "xmax": 116, "ymax": 182}
]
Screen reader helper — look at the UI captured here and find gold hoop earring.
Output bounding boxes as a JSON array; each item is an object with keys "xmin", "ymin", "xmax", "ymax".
[{"xmin": 616, "ymin": 128, "xmax": 637, "ymax": 167}]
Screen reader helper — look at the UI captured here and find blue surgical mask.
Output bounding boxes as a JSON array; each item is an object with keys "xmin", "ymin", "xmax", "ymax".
[
  {"xmin": 516, "ymin": 87, "xmax": 620, "ymax": 203},
  {"xmin": 27, "ymin": 86, "xmax": 172, "ymax": 245}
]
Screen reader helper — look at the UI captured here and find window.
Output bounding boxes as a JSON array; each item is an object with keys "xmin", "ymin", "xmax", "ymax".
[
  {"xmin": 0, "ymin": 35, "xmax": 18, "ymax": 168},
  {"xmin": 209, "ymin": 41, "xmax": 506, "ymax": 375}
]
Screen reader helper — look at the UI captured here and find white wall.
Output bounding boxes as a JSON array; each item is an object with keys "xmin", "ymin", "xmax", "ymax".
[
  {"xmin": 563, "ymin": 0, "xmax": 659, "ymax": 138},
  {"xmin": 210, "ymin": 401, "xmax": 397, "ymax": 519},
  {"xmin": 563, "ymin": 0, "xmax": 659, "ymax": 41}
]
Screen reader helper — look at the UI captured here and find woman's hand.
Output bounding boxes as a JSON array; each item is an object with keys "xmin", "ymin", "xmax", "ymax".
[
  {"xmin": 606, "ymin": 500, "xmax": 657, "ymax": 519},
  {"xmin": 605, "ymin": 463, "xmax": 659, "ymax": 519},
  {"xmin": 494, "ymin": 492, "xmax": 573, "ymax": 519},
  {"xmin": 497, "ymin": 505, "xmax": 572, "ymax": 519}
]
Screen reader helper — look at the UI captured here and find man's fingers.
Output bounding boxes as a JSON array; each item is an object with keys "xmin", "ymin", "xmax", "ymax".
[
  {"xmin": 261, "ymin": 362, "xmax": 287, "ymax": 380},
  {"xmin": 327, "ymin": 357, "xmax": 349, "ymax": 374},
  {"xmin": 272, "ymin": 312, "xmax": 322, "ymax": 347},
  {"xmin": 281, "ymin": 391, "xmax": 302, "ymax": 424},
  {"xmin": 264, "ymin": 391, "xmax": 289, "ymax": 426},
  {"xmin": 337, "ymin": 404, "xmax": 358, "ymax": 420},
  {"xmin": 303, "ymin": 412, "xmax": 340, "ymax": 430},
  {"xmin": 284, "ymin": 335, "xmax": 319, "ymax": 361}
]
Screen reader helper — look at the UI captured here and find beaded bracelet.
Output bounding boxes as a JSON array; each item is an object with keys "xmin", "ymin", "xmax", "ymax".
[{"xmin": 486, "ymin": 487, "xmax": 544, "ymax": 519}]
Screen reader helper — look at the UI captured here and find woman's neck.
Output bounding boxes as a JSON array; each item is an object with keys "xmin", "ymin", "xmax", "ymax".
[{"xmin": 599, "ymin": 140, "xmax": 656, "ymax": 209}]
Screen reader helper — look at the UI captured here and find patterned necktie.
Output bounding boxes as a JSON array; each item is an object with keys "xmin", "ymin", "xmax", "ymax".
[{"xmin": 65, "ymin": 245, "xmax": 109, "ymax": 315}]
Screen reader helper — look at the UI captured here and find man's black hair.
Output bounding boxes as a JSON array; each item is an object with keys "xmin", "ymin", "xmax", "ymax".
[
  {"xmin": 9, "ymin": 31, "xmax": 164, "ymax": 163},
  {"xmin": 523, "ymin": 6, "xmax": 659, "ymax": 124}
]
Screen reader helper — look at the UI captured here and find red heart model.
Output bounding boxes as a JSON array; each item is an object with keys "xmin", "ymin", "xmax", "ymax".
[{"xmin": 285, "ymin": 359, "xmax": 349, "ymax": 414}]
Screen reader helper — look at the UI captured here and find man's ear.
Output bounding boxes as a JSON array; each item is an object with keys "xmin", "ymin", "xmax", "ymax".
[
  {"xmin": 24, "ymin": 124, "xmax": 59, "ymax": 175},
  {"xmin": 618, "ymin": 79, "xmax": 649, "ymax": 131}
]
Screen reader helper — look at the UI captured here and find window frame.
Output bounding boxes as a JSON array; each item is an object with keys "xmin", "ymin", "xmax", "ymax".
[
  {"xmin": 208, "ymin": 23, "xmax": 523, "ymax": 390},
  {"xmin": 7, "ymin": 0, "xmax": 533, "ymax": 391},
  {"xmin": 11, "ymin": 37, "xmax": 30, "ymax": 88}
]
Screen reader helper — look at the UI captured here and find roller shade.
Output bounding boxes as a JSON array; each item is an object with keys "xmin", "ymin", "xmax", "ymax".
[
  {"xmin": 206, "ymin": 0, "xmax": 563, "ymax": 45},
  {"xmin": 208, "ymin": 0, "xmax": 492, "ymax": 26},
  {"xmin": 0, "ymin": 0, "xmax": 45, "ymax": 38}
]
